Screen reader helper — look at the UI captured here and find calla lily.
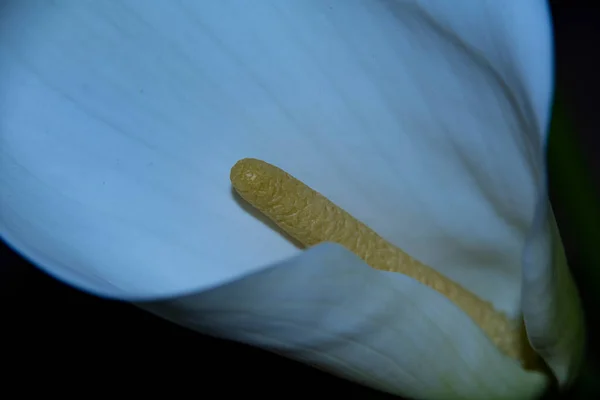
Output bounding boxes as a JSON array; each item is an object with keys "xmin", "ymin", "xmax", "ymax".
[{"xmin": 0, "ymin": 0, "xmax": 585, "ymax": 399}]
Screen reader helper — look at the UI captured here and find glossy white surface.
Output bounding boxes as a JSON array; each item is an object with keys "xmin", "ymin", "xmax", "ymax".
[{"xmin": 0, "ymin": 0, "xmax": 546, "ymax": 307}]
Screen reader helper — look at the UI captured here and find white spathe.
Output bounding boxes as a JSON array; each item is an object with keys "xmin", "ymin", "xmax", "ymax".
[{"xmin": 0, "ymin": 1, "xmax": 584, "ymax": 399}]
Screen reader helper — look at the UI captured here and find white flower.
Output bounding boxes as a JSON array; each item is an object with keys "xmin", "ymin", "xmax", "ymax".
[{"xmin": 0, "ymin": 1, "xmax": 584, "ymax": 398}]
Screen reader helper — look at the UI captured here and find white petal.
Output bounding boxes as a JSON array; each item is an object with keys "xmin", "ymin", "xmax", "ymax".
[
  {"xmin": 412, "ymin": 0, "xmax": 585, "ymax": 384},
  {"xmin": 140, "ymin": 243, "xmax": 548, "ymax": 399},
  {"xmin": 0, "ymin": 1, "xmax": 552, "ymax": 313},
  {"xmin": 521, "ymin": 205, "xmax": 585, "ymax": 385}
]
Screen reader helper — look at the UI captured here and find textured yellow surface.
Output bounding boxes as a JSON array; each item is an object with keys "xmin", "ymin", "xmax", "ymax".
[{"xmin": 231, "ymin": 158, "xmax": 538, "ymax": 368}]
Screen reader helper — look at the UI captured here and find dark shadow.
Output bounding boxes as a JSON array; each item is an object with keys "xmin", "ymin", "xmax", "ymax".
[
  {"xmin": 230, "ymin": 186, "xmax": 304, "ymax": 249},
  {"xmin": 0, "ymin": 241, "xmax": 395, "ymax": 399}
]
